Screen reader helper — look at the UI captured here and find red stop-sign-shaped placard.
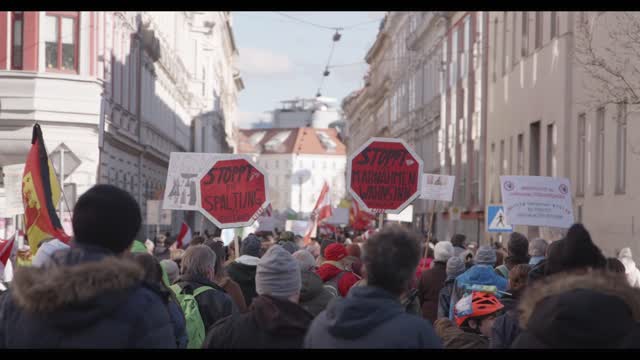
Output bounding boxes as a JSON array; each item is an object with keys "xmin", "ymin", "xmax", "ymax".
[
  {"xmin": 197, "ymin": 156, "xmax": 269, "ymax": 229},
  {"xmin": 348, "ymin": 138, "xmax": 423, "ymax": 214}
]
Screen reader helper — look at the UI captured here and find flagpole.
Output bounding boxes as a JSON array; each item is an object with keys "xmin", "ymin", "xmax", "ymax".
[
  {"xmin": 423, "ymin": 200, "xmax": 437, "ymax": 258},
  {"xmin": 59, "ymin": 147, "xmax": 64, "ymax": 221}
]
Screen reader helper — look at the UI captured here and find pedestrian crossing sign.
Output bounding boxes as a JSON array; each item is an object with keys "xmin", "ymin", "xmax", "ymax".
[{"xmin": 487, "ymin": 204, "xmax": 512, "ymax": 232}]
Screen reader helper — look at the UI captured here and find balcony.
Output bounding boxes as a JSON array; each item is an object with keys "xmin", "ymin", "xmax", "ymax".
[{"xmin": 407, "ymin": 12, "xmax": 448, "ymax": 51}]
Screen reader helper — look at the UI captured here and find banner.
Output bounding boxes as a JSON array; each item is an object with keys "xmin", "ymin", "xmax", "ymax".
[
  {"xmin": 163, "ymin": 152, "xmax": 220, "ymax": 211},
  {"xmin": 500, "ymin": 176, "xmax": 574, "ymax": 229},
  {"xmin": 386, "ymin": 205, "xmax": 414, "ymax": 223},
  {"xmin": 420, "ymin": 173, "xmax": 455, "ymax": 202},
  {"xmin": 286, "ymin": 220, "xmax": 316, "ymax": 237},
  {"xmin": 146, "ymin": 200, "xmax": 171, "ymax": 225}
]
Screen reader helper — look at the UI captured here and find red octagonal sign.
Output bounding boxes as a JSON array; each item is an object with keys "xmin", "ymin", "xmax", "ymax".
[
  {"xmin": 348, "ymin": 138, "xmax": 423, "ymax": 214},
  {"xmin": 197, "ymin": 156, "xmax": 269, "ymax": 229}
]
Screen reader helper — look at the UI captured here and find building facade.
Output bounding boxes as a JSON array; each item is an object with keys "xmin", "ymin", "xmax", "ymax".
[{"xmin": 0, "ymin": 11, "xmax": 242, "ymax": 238}]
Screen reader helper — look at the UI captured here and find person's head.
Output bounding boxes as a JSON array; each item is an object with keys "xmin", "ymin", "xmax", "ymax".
[
  {"xmin": 207, "ymin": 240, "xmax": 227, "ymax": 278},
  {"xmin": 346, "ymin": 244, "xmax": 361, "ymax": 259},
  {"xmin": 181, "ymin": 245, "xmax": 217, "ymax": 282},
  {"xmin": 474, "ymin": 245, "xmax": 497, "ymax": 266},
  {"xmin": 619, "ymin": 247, "xmax": 633, "ymax": 260},
  {"xmin": 320, "ymin": 238, "xmax": 337, "ymax": 258},
  {"xmin": 455, "ymin": 292, "xmax": 504, "ymax": 337},
  {"xmin": 446, "ymin": 256, "xmax": 466, "ymax": 280},
  {"xmin": 508, "ymin": 232, "xmax": 529, "ymax": 259},
  {"xmin": 292, "ymin": 249, "xmax": 316, "ymax": 272},
  {"xmin": 451, "ymin": 234, "xmax": 467, "ymax": 248},
  {"xmin": 132, "ymin": 252, "xmax": 164, "ymax": 285},
  {"xmin": 324, "ymin": 243, "xmax": 348, "ymax": 263},
  {"xmin": 606, "ymin": 258, "xmax": 626, "ymax": 274},
  {"xmin": 509, "ymin": 264, "xmax": 531, "ymax": 292},
  {"xmin": 160, "ymin": 259, "xmax": 179, "ymax": 284},
  {"xmin": 363, "ymin": 225, "xmax": 420, "ymax": 297},
  {"xmin": 279, "ymin": 231, "xmax": 295, "ymax": 243},
  {"xmin": 278, "ymin": 240, "xmax": 299, "ymax": 254},
  {"xmin": 190, "ymin": 236, "xmax": 206, "ymax": 247},
  {"xmin": 255, "ymin": 245, "xmax": 301, "ymax": 302},
  {"xmin": 545, "ymin": 224, "xmax": 606, "ymax": 276},
  {"xmin": 241, "ymin": 234, "xmax": 262, "ymax": 258},
  {"xmin": 529, "ymin": 238, "xmax": 549, "ymax": 258},
  {"xmin": 170, "ymin": 248, "xmax": 184, "ymax": 265},
  {"xmin": 434, "ymin": 241, "xmax": 454, "ymax": 263},
  {"xmin": 72, "ymin": 184, "xmax": 141, "ymax": 254}
]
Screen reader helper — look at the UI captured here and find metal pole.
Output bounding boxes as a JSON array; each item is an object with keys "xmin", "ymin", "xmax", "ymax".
[
  {"xmin": 423, "ymin": 200, "xmax": 437, "ymax": 258},
  {"xmin": 59, "ymin": 148, "xmax": 64, "ymax": 220},
  {"xmin": 299, "ymin": 176, "xmax": 303, "ymax": 216}
]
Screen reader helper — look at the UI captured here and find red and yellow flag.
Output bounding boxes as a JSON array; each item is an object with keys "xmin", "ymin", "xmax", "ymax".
[{"xmin": 22, "ymin": 124, "xmax": 70, "ymax": 250}]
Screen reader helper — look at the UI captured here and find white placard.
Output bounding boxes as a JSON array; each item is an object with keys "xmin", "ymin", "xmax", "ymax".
[
  {"xmin": 420, "ymin": 173, "xmax": 455, "ymax": 202},
  {"xmin": 325, "ymin": 207, "xmax": 349, "ymax": 225},
  {"xmin": 386, "ymin": 205, "xmax": 414, "ymax": 222},
  {"xmin": 221, "ymin": 228, "xmax": 236, "ymax": 246},
  {"xmin": 163, "ymin": 153, "xmax": 221, "ymax": 210},
  {"xmin": 286, "ymin": 220, "xmax": 316, "ymax": 237},
  {"xmin": 2, "ymin": 164, "xmax": 25, "ymax": 217},
  {"xmin": 500, "ymin": 176, "xmax": 574, "ymax": 229}
]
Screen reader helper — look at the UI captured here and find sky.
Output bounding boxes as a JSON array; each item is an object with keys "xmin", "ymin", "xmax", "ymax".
[{"xmin": 232, "ymin": 11, "xmax": 385, "ymax": 129}]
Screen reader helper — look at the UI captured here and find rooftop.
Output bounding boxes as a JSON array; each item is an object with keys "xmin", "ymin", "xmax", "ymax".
[{"xmin": 237, "ymin": 127, "xmax": 346, "ymax": 156}]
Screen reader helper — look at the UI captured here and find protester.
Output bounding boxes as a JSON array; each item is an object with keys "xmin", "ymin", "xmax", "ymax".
[
  {"xmin": 204, "ymin": 245, "xmax": 312, "ymax": 349},
  {"xmin": 160, "ymin": 259, "xmax": 180, "ymax": 285},
  {"xmin": 305, "ymin": 238, "xmax": 321, "ymax": 258},
  {"xmin": 448, "ymin": 245, "xmax": 507, "ymax": 320},
  {"xmin": 316, "ymin": 243, "xmax": 360, "ymax": 297},
  {"xmin": 0, "ymin": 184, "xmax": 176, "ymax": 348},
  {"xmin": 173, "ymin": 245, "xmax": 237, "ymax": 334},
  {"xmin": 316, "ymin": 238, "xmax": 336, "ymax": 267},
  {"xmin": 528, "ymin": 238, "xmax": 548, "ymax": 266},
  {"xmin": 493, "ymin": 241, "xmax": 507, "ymax": 267},
  {"xmin": 435, "ymin": 292, "xmax": 504, "ymax": 349},
  {"xmin": 292, "ymin": 250, "xmax": 332, "ymax": 317},
  {"xmin": 132, "ymin": 253, "xmax": 188, "ymax": 348},
  {"xmin": 451, "ymin": 234, "xmax": 467, "ymax": 258},
  {"xmin": 512, "ymin": 271, "xmax": 640, "ymax": 348},
  {"xmin": 490, "ymin": 264, "xmax": 530, "ymax": 348},
  {"xmin": 415, "ymin": 244, "xmax": 434, "ymax": 283},
  {"xmin": 206, "ymin": 240, "xmax": 247, "ymax": 313},
  {"xmin": 153, "ymin": 235, "xmax": 171, "ymax": 261},
  {"xmin": 418, "ymin": 241, "xmax": 454, "ymax": 323},
  {"xmin": 437, "ymin": 256, "xmax": 466, "ymax": 319},
  {"xmin": 226, "ymin": 234, "xmax": 262, "ymax": 308},
  {"xmin": 305, "ymin": 226, "xmax": 442, "ymax": 348},
  {"xmin": 495, "ymin": 232, "xmax": 529, "ymax": 278},
  {"xmin": 618, "ymin": 248, "xmax": 640, "ymax": 287},
  {"xmin": 189, "ymin": 235, "xmax": 206, "ymax": 247},
  {"xmin": 544, "ymin": 224, "xmax": 606, "ymax": 276},
  {"xmin": 31, "ymin": 239, "xmax": 69, "ymax": 268},
  {"xmin": 344, "ymin": 243, "xmax": 363, "ymax": 277}
]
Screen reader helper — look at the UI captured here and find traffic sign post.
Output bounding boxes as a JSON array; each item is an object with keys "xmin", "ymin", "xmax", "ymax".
[
  {"xmin": 196, "ymin": 155, "xmax": 269, "ymax": 229},
  {"xmin": 487, "ymin": 204, "xmax": 513, "ymax": 233},
  {"xmin": 347, "ymin": 138, "xmax": 423, "ymax": 215}
]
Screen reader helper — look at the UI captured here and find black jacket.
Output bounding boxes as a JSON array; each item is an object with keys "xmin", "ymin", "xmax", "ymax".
[
  {"xmin": 0, "ymin": 245, "xmax": 176, "ymax": 348},
  {"xmin": 204, "ymin": 295, "xmax": 313, "ymax": 349},
  {"xmin": 489, "ymin": 290, "xmax": 522, "ymax": 349},
  {"xmin": 304, "ymin": 285, "xmax": 442, "ymax": 349},
  {"xmin": 528, "ymin": 259, "xmax": 546, "ymax": 284},
  {"xmin": 226, "ymin": 258, "xmax": 258, "ymax": 308},
  {"xmin": 437, "ymin": 278, "xmax": 455, "ymax": 319},
  {"xmin": 174, "ymin": 274, "xmax": 237, "ymax": 331}
]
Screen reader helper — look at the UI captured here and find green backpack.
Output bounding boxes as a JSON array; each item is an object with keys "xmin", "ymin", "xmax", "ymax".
[{"xmin": 170, "ymin": 284, "xmax": 213, "ymax": 349}]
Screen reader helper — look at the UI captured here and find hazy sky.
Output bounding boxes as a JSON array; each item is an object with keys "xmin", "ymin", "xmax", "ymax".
[{"xmin": 232, "ymin": 11, "xmax": 385, "ymax": 128}]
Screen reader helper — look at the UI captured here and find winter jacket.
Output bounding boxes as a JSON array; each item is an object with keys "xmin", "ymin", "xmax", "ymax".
[
  {"xmin": 453, "ymin": 246, "xmax": 466, "ymax": 258},
  {"xmin": 0, "ymin": 245, "xmax": 176, "ymax": 348},
  {"xmin": 316, "ymin": 262, "xmax": 360, "ymax": 297},
  {"xmin": 300, "ymin": 270, "xmax": 333, "ymax": 317},
  {"xmin": 512, "ymin": 271, "xmax": 640, "ymax": 348},
  {"xmin": 304, "ymin": 285, "xmax": 442, "ymax": 349},
  {"xmin": 166, "ymin": 298, "xmax": 188, "ymax": 348},
  {"xmin": 448, "ymin": 264, "xmax": 508, "ymax": 320},
  {"xmin": 619, "ymin": 251, "xmax": 640, "ymax": 288},
  {"xmin": 415, "ymin": 257, "xmax": 432, "ymax": 282},
  {"xmin": 203, "ymin": 295, "xmax": 313, "ymax": 349},
  {"xmin": 489, "ymin": 290, "xmax": 521, "ymax": 349},
  {"xmin": 217, "ymin": 276, "xmax": 248, "ymax": 313},
  {"xmin": 174, "ymin": 274, "xmax": 238, "ymax": 331},
  {"xmin": 527, "ymin": 259, "xmax": 546, "ymax": 284},
  {"xmin": 417, "ymin": 261, "xmax": 447, "ymax": 323},
  {"xmin": 437, "ymin": 278, "xmax": 455, "ymax": 319},
  {"xmin": 434, "ymin": 318, "xmax": 489, "ymax": 349},
  {"xmin": 226, "ymin": 255, "xmax": 259, "ymax": 308}
]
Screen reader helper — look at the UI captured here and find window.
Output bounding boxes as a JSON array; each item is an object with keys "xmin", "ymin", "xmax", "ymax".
[
  {"xmin": 45, "ymin": 12, "xmax": 79, "ymax": 72},
  {"xmin": 550, "ymin": 12, "xmax": 558, "ymax": 39},
  {"xmin": 11, "ymin": 12, "xmax": 23, "ymax": 70},
  {"xmin": 493, "ymin": 18, "xmax": 498, "ymax": 82},
  {"xmin": 512, "ymin": 12, "xmax": 517, "ymax": 68},
  {"xmin": 577, "ymin": 113, "xmax": 586, "ymax": 196},
  {"xmin": 530, "ymin": 121, "xmax": 541, "ymax": 176},
  {"xmin": 517, "ymin": 133, "xmax": 524, "ymax": 175},
  {"xmin": 547, "ymin": 123, "xmax": 556, "ymax": 176},
  {"xmin": 502, "ymin": 12, "xmax": 508, "ymax": 76},
  {"xmin": 462, "ymin": 17, "xmax": 471, "ymax": 79},
  {"xmin": 522, "ymin": 12, "xmax": 529, "ymax": 57},
  {"xmin": 450, "ymin": 29, "xmax": 458, "ymax": 86},
  {"xmin": 500, "ymin": 140, "xmax": 505, "ymax": 175},
  {"xmin": 535, "ymin": 12, "xmax": 543, "ymax": 49},
  {"xmin": 595, "ymin": 107, "xmax": 605, "ymax": 195},
  {"xmin": 616, "ymin": 102, "xmax": 627, "ymax": 194},
  {"xmin": 509, "ymin": 136, "xmax": 513, "ymax": 175}
]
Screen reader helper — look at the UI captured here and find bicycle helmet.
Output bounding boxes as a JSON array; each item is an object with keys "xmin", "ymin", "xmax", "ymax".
[{"xmin": 454, "ymin": 291, "xmax": 504, "ymax": 327}]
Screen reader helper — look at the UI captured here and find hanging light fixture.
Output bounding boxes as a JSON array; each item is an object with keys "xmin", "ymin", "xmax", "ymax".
[
  {"xmin": 333, "ymin": 30, "xmax": 342, "ymax": 42},
  {"xmin": 323, "ymin": 67, "xmax": 330, "ymax": 77}
]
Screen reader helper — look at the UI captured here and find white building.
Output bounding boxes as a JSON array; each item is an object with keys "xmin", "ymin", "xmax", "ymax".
[
  {"xmin": 249, "ymin": 97, "xmax": 343, "ymax": 130},
  {"xmin": 0, "ymin": 11, "xmax": 242, "ymax": 238},
  {"xmin": 237, "ymin": 127, "xmax": 347, "ymax": 216}
]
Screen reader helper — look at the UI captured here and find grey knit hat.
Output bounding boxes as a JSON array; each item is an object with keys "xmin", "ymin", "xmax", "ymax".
[
  {"xmin": 474, "ymin": 245, "xmax": 497, "ymax": 265},
  {"xmin": 242, "ymin": 234, "xmax": 262, "ymax": 258},
  {"xmin": 446, "ymin": 256, "xmax": 466, "ymax": 279},
  {"xmin": 292, "ymin": 249, "xmax": 315, "ymax": 272},
  {"xmin": 255, "ymin": 245, "xmax": 301, "ymax": 299}
]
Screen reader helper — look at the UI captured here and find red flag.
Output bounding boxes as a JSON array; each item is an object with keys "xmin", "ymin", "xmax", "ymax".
[
  {"xmin": 350, "ymin": 200, "xmax": 376, "ymax": 231},
  {"xmin": 22, "ymin": 124, "xmax": 70, "ymax": 250},
  {"xmin": 176, "ymin": 222, "xmax": 192, "ymax": 249},
  {"xmin": 0, "ymin": 235, "xmax": 15, "ymax": 275},
  {"xmin": 304, "ymin": 182, "xmax": 332, "ymax": 245}
]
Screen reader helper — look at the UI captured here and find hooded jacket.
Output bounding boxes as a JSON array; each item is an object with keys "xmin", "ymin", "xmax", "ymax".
[
  {"xmin": 434, "ymin": 318, "xmax": 489, "ymax": 349},
  {"xmin": 418, "ymin": 260, "xmax": 447, "ymax": 323},
  {"xmin": 174, "ymin": 274, "xmax": 237, "ymax": 331},
  {"xmin": 226, "ymin": 255, "xmax": 260, "ymax": 308},
  {"xmin": 299, "ymin": 270, "xmax": 333, "ymax": 317},
  {"xmin": 512, "ymin": 272, "xmax": 640, "ymax": 348},
  {"xmin": 0, "ymin": 245, "xmax": 176, "ymax": 348},
  {"xmin": 304, "ymin": 286, "xmax": 442, "ymax": 349},
  {"xmin": 489, "ymin": 288, "xmax": 522, "ymax": 349},
  {"xmin": 203, "ymin": 295, "xmax": 313, "ymax": 349},
  {"xmin": 448, "ymin": 264, "xmax": 508, "ymax": 320}
]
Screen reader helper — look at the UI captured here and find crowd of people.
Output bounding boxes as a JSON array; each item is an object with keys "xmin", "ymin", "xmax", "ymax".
[{"xmin": 1, "ymin": 183, "xmax": 640, "ymax": 348}]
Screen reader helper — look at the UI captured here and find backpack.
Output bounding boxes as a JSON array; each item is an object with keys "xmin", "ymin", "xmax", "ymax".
[
  {"xmin": 323, "ymin": 271, "xmax": 348, "ymax": 298},
  {"xmin": 170, "ymin": 284, "xmax": 214, "ymax": 349}
]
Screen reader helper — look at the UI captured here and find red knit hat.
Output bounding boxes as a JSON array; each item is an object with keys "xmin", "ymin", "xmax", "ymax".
[
  {"xmin": 324, "ymin": 243, "xmax": 348, "ymax": 261},
  {"xmin": 346, "ymin": 244, "xmax": 361, "ymax": 259}
]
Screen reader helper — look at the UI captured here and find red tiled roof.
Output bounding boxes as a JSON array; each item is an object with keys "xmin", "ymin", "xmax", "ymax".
[{"xmin": 237, "ymin": 128, "xmax": 346, "ymax": 156}]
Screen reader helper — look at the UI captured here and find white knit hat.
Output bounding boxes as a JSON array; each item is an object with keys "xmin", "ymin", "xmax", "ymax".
[{"xmin": 434, "ymin": 241, "xmax": 454, "ymax": 262}]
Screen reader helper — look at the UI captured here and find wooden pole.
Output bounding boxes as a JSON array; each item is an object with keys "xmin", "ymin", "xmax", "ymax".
[{"xmin": 423, "ymin": 200, "xmax": 437, "ymax": 258}]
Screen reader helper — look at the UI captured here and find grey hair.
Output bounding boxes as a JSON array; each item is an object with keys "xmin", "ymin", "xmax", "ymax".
[{"xmin": 181, "ymin": 245, "xmax": 217, "ymax": 278}]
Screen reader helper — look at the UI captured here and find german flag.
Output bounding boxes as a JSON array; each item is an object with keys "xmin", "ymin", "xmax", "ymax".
[{"xmin": 22, "ymin": 124, "xmax": 70, "ymax": 250}]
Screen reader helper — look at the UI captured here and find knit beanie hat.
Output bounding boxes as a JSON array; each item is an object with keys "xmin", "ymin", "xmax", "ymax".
[
  {"xmin": 434, "ymin": 241, "xmax": 454, "ymax": 262},
  {"xmin": 292, "ymin": 249, "xmax": 316, "ymax": 272},
  {"xmin": 446, "ymin": 256, "xmax": 466, "ymax": 278},
  {"xmin": 160, "ymin": 259, "xmax": 179, "ymax": 284},
  {"xmin": 255, "ymin": 245, "xmax": 301, "ymax": 299},
  {"xmin": 509, "ymin": 232, "xmax": 529, "ymax": 258},
  {"xmin": 474, "ymin": 245, "xmax": 497, "ymax": 265},
  {"xmin": 324, "ymin": 243, "xmax": 348, "ymax": 261},
  {"xmin": 242, "ymin": 234, "xmax": 262, "ymax": 258},
  {"xmin": 529, "ymin": 238, "xmax": 549, "ymax": 257},
  {"xmin": 279, "ymin": 240, "xmax": 299, "ymax": 254}
]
